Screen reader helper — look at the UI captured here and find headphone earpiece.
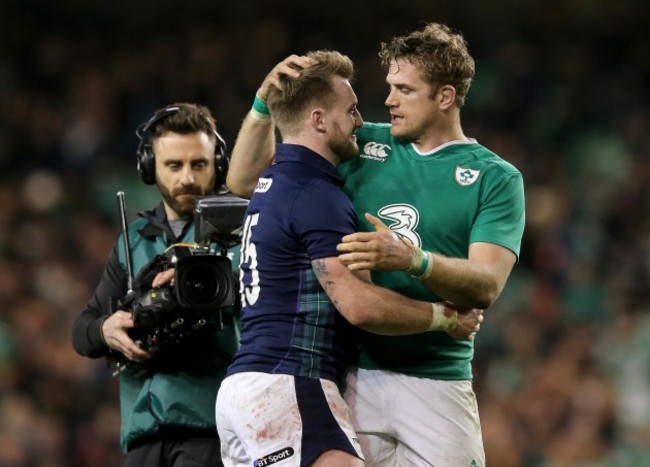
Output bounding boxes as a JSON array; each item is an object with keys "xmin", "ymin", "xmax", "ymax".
[
  {"xmin": 213, "ymin": 130, "xmax": 228, "ymax": 191},
  {"xmin": 135, "ymin": 106, "xmax": 228, "ymax": 188},
  {"xmin": 136, "ymin": 136, "xmax": 157, "ymax": 185}
]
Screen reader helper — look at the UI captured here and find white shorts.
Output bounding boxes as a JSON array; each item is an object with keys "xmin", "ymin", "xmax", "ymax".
[
  {"xmin": 344, "ymin": 368, "xmax": 485, "ymax": 467},
  {"xmin": 216, "ymin": 372, "xmax": 364, "ymax": 467}
]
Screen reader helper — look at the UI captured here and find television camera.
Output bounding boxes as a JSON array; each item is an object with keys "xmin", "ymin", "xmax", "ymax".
[{"xmin": 111, "ymin": 192, "xmax": 248, "ymax": 377}]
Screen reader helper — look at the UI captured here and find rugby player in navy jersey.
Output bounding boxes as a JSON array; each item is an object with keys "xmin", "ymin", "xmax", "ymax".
[{"xmin": 215, "ymin": 50, "xmax": 483, "ymax": 467}]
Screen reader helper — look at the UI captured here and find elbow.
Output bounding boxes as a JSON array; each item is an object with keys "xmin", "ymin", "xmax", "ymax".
[
  {"xmin": 225, "ymin": 175, "xmax": 254, "ymax": 199},
  {"xmin": 340, "ymin": 304, "xmax": 378, "ymax": 329},
  {"xmin": 474, "ymin": 295, "xmax": 495, "ymax": 310},
  {"xmin": 472, "ymin": 284, "xmax": 503, "ymax": 310},
  {"xmin": 71, "ymin": 323, "xmax": 85, "ymax": 355},
  {"xmin": 226, "ymin": 178, "xmax": 253, "ymax": 199},
  {"xmin": 71, "ymin": 331, "xmax": 92, "ymax": 358},
  {"xmin": 71, "ymin": 319, "xmax": 106, "ymax": 358}
]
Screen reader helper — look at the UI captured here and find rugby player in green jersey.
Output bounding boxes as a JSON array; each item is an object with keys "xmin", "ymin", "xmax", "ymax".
[{"xmin": 226, "ymin": 23, "xmax": 524, "ymax": 467}]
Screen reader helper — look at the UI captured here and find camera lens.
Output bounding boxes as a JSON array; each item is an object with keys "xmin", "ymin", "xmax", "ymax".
[
  {"xmin": 174, "ymin": 255, "xmax": 235, "ymax": 309},
  {"xmin": 182, "ymin": 266, "xmax": 219, "ymax": 301}
]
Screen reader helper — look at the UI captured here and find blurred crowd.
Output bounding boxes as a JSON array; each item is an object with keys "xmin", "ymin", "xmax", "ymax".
[{"xmin": 0, "ymin": 1, "xmax": 648, "ymax": 465}]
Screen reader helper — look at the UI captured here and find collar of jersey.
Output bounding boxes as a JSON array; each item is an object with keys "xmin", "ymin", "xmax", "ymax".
[
  {"xmin": 275, "ymin": 143, "xmax": 344, "ymax": 185},
  {"xmin": 410, "ymin": 138, "xmax": 479, "ymax": 156}
]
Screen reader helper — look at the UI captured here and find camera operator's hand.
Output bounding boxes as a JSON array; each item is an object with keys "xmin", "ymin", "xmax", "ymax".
[
  {"xmin": 102, "ymin": 311, "xmax": 151, "ymax": 362},
  {"xmin": 151, "ymin": 268, "xmax": 175, "ymax": 288}
]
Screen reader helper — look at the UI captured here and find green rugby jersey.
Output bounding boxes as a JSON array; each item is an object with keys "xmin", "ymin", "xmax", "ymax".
[{"xmin": 339, "ymin": 122, "xmax": 525, "ymax": 380}]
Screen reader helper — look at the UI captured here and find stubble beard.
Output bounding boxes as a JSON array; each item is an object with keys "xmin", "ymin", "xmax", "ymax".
[{"xmin": 331, "ymin": 125, "xmax": 359, "ymax": 162}]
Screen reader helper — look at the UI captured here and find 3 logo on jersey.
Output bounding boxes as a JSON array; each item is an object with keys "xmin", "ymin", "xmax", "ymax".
[
  {"xmin": 360, "ymin": 141, "xmax": 391, "ymax": 161},
  {"xmin": 378, "ymin": 204, "xmax": 422, "ymax": 248}
]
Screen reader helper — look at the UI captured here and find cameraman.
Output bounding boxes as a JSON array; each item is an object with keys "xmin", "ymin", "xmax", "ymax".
[{"xmin": 72, "ymin": 103, "xmax": 237, "ymax": 467}]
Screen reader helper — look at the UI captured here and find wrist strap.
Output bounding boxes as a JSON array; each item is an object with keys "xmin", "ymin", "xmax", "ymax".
[
  {"xmin": 416, "ymin": 252, "xmax": 434, "ymax": 281},
  {"xmin": 427, "ymin": 303, "xmax": 458, "ymax": 331},
  {"xmin": 253, "ymin": 94, "xmax": 270, "ymax": 113},
  {"xmin": 406, "ymin": 247, "xmax": 434, "ymax": 280},
  {"xmin": 406, "ymin": 247, "xmax": 424, "ymax": 275},
  {"xmin": 251, "ymin": 94, "xmax": 271, "ymax": 122},
  {"xmin": 250, "ymin": 108, "xmax": 271, "ymax": 122}
]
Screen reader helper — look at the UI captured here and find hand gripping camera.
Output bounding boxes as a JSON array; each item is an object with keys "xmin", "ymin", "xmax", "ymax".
[{"xmin": 112, "ymin": 193, "xmax": 248, "ymax": 376}]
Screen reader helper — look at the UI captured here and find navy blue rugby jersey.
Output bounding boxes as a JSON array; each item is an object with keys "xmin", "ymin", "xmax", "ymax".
[{"xmin": 227, "ymin": 144, "xmax": 359, "ymax": 386}]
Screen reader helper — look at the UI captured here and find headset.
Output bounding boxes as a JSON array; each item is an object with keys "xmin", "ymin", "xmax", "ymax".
[{"xmin": 135, "ymin": 105, "xmax": 228, "ymax": 188}]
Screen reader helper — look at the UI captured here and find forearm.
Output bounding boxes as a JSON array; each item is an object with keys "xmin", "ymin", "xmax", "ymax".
[
  {"xmin": 337, "ymin": 224, "xmax": 511, "ymax": 309},
  {"xmin": 226, "ymin": 112, "xmax": 276, "ymax": 198},
  {"xmin": 72, "ymin": 307, "xmax": 109, "ymax": 358},
  {"xmin": 314, "ymin": 259, "xmax": 450, "ymax": 335},
  {"xmin": 418, "ymin": 253, "xmax": 504, "ymax": 309},
  {"xmin": 408, "ymin": 240, "xmax": 516, "ymax": 309},
  {"xmin": 343, "ymin": 280, "xmax": 439, "ymax": 335}
]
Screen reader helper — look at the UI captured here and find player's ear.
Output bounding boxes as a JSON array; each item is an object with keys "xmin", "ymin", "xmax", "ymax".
[
  {"xmin": 438, "ymin": 85, "xmax": 457, "ymax": 110},
  {"xmin": 310, "ymin": 108, "xmax": 326, "ymax": 133}
]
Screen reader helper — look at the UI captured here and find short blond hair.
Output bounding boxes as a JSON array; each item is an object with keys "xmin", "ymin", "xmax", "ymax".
[{"xmin": 268, "ymin": 50, "xmax": 355, "ymax": 136}]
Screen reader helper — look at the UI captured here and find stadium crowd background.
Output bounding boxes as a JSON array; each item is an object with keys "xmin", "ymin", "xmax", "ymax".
[{"xmin": 0, "ymin": 0, "xmax": 648, "ymax": 465}]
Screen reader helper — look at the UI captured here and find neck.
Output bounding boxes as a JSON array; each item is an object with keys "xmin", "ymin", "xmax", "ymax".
[
  {"xmin": 163, "ymin": 203, "xmax": 190, "ymax": 222},
  {"xmin": 163, "ymin": 203, "xmax": 178, "ymax": 221},
  {"xmin": 413, "ymin": 118, "xmax": 467, "ymax": 153},
  {"xmin": 283, "ymin": 138, "xmax": 339, "ymax": 167}
]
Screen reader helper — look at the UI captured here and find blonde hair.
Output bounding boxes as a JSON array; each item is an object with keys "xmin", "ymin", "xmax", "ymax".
[{"xmin": 268, "ymin": 50, "xmax": 355, "ymax": 136}]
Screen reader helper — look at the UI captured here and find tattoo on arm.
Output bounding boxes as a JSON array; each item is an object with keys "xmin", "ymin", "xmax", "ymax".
[
  {"xmin": 313, "ymin": 259, "xmax": 328, "ymax": 277},
  {"xmin": 313, "ymin": 259, "xmax": 336, "ymax": 295}
]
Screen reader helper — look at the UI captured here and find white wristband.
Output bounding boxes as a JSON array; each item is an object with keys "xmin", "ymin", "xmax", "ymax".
[
  {"xmin": 250, "ymin": 108, "xmax": 271, "ymax": 122},
  {"xmin": 427, "ymin": 302, "xmax": 458, "ymax": 331}
]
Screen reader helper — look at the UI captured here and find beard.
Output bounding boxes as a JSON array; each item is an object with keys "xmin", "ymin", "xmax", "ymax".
[
  {"xmin": 157, "ymin": 176, "xmax": 215, "ymax": 219},
  {"xmin": 330, "ymin": 125, "xmax": 359, "ymax": 163},
  {"xmin": 332, "ymin": 138, "xmax": 358, "ymax": 163}
]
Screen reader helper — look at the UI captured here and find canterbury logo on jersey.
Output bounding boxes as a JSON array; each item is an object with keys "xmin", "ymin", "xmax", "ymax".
[
  {"xmin": 455, "ymin": 166, "xmax": 480, "ymax": 186},
  {"xmin": 254, "ymin": 177, "xmax": 273, "ymax": 193},
  {"xmin": 360, "ymin": 141, "xmax": 391, "ymax": 161}
]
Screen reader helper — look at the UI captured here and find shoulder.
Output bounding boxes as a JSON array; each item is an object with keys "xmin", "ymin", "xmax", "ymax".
[
  {"xmin": 357, "ymin": 122, "xmax": 392, "ymax": 143},
  {"xmin": 116, "ymin": 217, "xmax": 157, "ymax": 258},
  {"xmin": 360, "ymin": 121, "xmax": 391, "ymax": 132},
  {"xmin": 116, "ymin": 217, "xmax": 148, "ymax": 241},
  {"xmin": 294, "ymin": 178, "xmax": 356, "ymax": 226},
  {"xmin": 464, "ymin": 143, "xmax": 522, "ymax": 178},
  {"xmin": 126, "ymin": 217, "xmax": 151, "ymax": 239},
  {"xmin": 300, "ymin": 176, "xmax": 350, "ymax": 208},
  {"xmin": 352, "ymin": 122, "xmax": 411, "ymax": 164}
]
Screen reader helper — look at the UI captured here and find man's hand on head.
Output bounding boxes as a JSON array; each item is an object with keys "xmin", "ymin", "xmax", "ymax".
[{"xmin": 258, "ymin": 55, "xmax": 319, "ymax": 100}]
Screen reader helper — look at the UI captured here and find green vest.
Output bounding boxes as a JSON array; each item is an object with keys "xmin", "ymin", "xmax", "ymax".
[{"xmin": 117, "ymin": 216, "xmax": 240, "ymax": 451}]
